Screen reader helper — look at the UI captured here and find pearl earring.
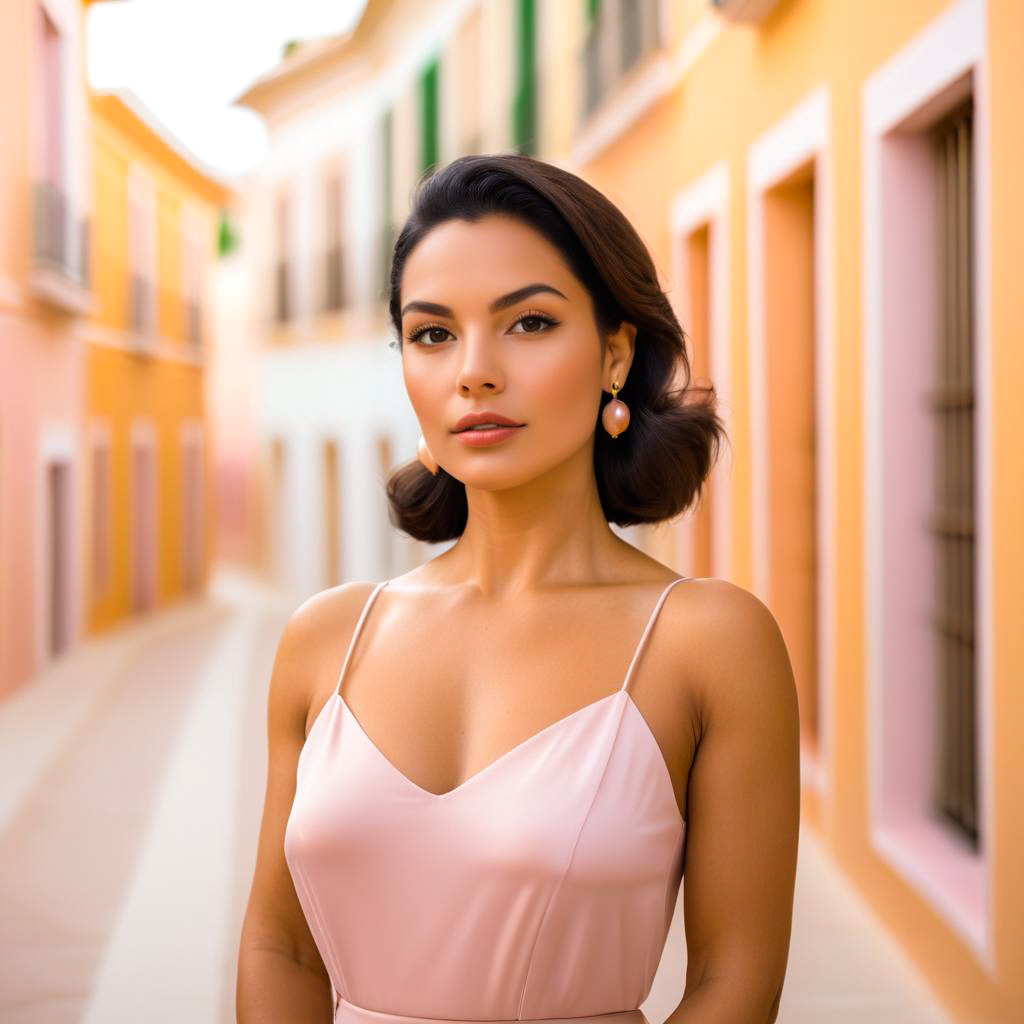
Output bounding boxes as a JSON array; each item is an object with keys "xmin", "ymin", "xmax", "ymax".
[
  {"xmin": 417, "ymin": 434, "xmax": 439, "ymax": 476},
  {"xmin": 602, "ymin": 380, "xmax": 630, "ymax": 438}
]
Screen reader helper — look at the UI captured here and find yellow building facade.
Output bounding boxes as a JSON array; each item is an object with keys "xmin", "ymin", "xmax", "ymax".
[{"xmin": 84, "ymin": 91, "xmax": 230, "ymax": 632}]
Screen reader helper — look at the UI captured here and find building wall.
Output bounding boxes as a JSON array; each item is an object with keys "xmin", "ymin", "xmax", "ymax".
[
  {"xmin": 0, "ymin": 0, "xmax": 91, "ymax": 699},
  {"xmin": 84, "ymin": 93, "xmax": 227, "ymax": 633},
  {"xmin": 566, "ymin": 0, "xmax": 1021, "ymax": 1017}
]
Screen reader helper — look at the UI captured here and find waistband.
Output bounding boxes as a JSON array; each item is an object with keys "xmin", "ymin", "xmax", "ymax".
[{"xmin": 335, "ymin": 995, "xmax": 649, "ymax": 1024}]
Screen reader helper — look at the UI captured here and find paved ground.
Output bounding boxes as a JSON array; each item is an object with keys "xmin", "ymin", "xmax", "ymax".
[{"xmin": 0, "ymin": 567, "xmax": 952, "ymax": 1023}]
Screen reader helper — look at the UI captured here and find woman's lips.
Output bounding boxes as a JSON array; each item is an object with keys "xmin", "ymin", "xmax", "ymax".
[{"xmin": 453, "ymin": 425, "xmax": 525, "ymax": 447}]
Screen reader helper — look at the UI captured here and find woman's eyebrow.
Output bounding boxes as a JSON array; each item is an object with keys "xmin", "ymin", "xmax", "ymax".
[{"xmin": 400, "ymin": 283, "xmax": 568, "ymax": 319}]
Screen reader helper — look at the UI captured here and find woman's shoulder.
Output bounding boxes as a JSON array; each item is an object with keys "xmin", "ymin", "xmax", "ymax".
[
  {"xmin": 288, "ymin": 580, "xmax": 385, "ymax": 646},
  {"xmin": 659, "ymin": 576, "xmax": 796, "ymax": 722}
]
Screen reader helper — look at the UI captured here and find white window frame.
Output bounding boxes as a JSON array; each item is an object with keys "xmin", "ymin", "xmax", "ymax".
[
  {"xmin": 862, "ymin": 0, "xmax": 992, "ymax": 969},
  {"xmin": 746, "ymin": 86, "xmax": 836, "ymax": 799},
  {"xmin": 668, "ymin": 160, "xmax": 733, "ymax": 583}
]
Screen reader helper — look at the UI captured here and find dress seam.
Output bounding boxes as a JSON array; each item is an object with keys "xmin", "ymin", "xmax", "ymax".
[
  {"xmin": 292, "ymin": 822, "xmax": 350, "ymax": 1002},
  {"xmin": 515, "ymin": 696, "xmax": 632, "ymax": 1019}
]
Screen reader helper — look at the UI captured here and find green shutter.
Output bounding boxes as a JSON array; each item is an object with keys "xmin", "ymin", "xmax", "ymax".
[
  {"xmin": 586, "ymin": 0, "xmax": 601, "ymax": 27},
  {"xmin": 513, "ymin": 0, "xmax": 537, "ymax": 154},
  {"xmin": 216, "ymin": 209, "xmax": 238, "ymax": 258},
  {"xmin": 420, "ymin": 58, "xmax": 440, "ymax": 174}
]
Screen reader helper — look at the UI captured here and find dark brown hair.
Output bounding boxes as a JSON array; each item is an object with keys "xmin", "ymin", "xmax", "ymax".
[{"xmin": 385, "ymin": 153, "xmax": 728, "ymax": 543}]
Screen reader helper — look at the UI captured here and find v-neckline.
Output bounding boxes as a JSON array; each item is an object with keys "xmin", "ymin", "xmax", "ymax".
[
  {"xmin": 312, "ymin": 574, "xmax": 690, "ymax": 824},
  {"xmin": 335, "ymin": 687, "xmax": 628, "ymax": 803}
]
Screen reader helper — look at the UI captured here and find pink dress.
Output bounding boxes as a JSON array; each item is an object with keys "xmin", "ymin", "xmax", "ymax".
[{"xmin": 284, "ymin": 576, "xmax": 688, "ymax": 1024}]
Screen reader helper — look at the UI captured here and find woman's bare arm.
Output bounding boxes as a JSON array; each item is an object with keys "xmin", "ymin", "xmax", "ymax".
[
  {"xmin": 667, "ymin": 581, "xmax": 802, "ymax": 1023},
  {"xmin": 236, "ymin": 584, "xmax": 372, "ymax": 1023}
]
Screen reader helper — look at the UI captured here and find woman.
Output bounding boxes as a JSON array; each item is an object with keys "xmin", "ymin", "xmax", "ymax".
[{"xmin": 237, "ymin": 154, "xmax": 800, "ymax": 1024}]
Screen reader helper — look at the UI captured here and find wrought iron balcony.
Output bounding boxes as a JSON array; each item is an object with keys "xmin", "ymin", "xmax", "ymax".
[
  {"xmin": 579, "ymin": 0, "xmax": 662, "ymax": 125},
  {"xmin": 29, "ymin": 180, "xmax": 92, "ymax": 314}
]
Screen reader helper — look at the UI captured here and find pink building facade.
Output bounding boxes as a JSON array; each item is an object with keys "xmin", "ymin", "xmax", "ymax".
[{"xmin": 0, "ymin": 0, "xmax": 93, "ymax": 699}]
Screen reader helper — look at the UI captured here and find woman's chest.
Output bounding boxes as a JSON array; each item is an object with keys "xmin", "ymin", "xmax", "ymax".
[{"xmin": 306, "ymin": 585, "xmax": 700, "ymax": 823}]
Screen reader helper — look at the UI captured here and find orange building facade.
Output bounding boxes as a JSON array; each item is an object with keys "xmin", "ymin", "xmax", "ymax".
[{"xmin": 564, "ymin": 0, "xmax": 1021, "ymax": 1018}]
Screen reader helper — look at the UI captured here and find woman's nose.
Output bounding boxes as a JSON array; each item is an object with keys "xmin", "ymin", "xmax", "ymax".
[{"xmin": 455, "ymin": 330, "xmax": 505, "ymax": 394}]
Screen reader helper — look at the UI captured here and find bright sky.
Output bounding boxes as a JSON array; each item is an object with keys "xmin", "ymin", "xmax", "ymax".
[{"xmin": 86, "ymin": 0, "xmax": 367, "ymax": 177}]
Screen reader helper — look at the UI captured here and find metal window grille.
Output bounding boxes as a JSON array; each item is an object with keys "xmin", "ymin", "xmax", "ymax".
[{"xmin": 929, "ymin": 101, "xmax": 978, "ymax": 848}]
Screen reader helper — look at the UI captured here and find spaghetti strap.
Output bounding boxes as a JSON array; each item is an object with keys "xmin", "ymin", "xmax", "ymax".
[
  {"xmin": 619, "ymin": 576, "xmax": 689, "ymax": 695},
  {"xmin": 334, "ymin": 579, "xmax": 391, "ymax": 698}
]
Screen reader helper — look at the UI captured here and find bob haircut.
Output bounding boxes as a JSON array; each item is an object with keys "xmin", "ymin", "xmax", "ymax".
[{"xmin": 385, "ymin": 153, "xmax": 728, "ymax": 544}]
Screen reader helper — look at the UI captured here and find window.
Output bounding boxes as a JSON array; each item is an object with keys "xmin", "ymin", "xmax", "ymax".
[
  {"xmin": 455, "ymin": 8, "xmax": 483, "ymax": 154},
  {"xmin": 183, "ymin": 228, "xmax": 203, "ymax": 345},
  {"xmin": 35, "ymin": 5, "xmax": 66, "ymax": 269},
  {"xmin": 670, "ymin": 162, "xmax": 733, "ymax": 584},
  {"xmin": 323, "ymin": 439, "xmax": 343, "ymax": 586},
  {"xmin": 181, "ymin": 426, "xmax": 204, "ymax": 592},
  {"xmin": 620, "ymin": 0, "xmax": 660, "ymax": 75},
  {"xmin": 91, "ymin": 436, "xmax": 111, "ymax": 597},
  {"xmin": 324, "ymin": 169, "xmax": 345, "ymax": 313},
  {"xmin": 30, "ymin": 2, "xmax": 90, "ymax": 297},
  {"xmin": 131, "ymin": 424, "xmax": 158, "ymax": 612},
  {"xmin": 376, "ymin": 435, "xmax": 394, "ymax": 576},
  {"xmin": 930, "ymin": 101, "xmax": 977, "ymax": 847},
  {"xmin": 39, "ymin": 5, "xmax": 64, "ymax": 185},
  {"xmin": 862, "ymin": 0, "xmax": 988, "ymax": 956},
  {"xmin": 127, "ymin": 181, "xmax": 157, "ymax": 341},
  {"xmin": 747, "ymin": 90, "xmax": 830, "ymax": 790},
  {"xmin": 46, "ymin": 459, "xmax": 72, "ymax": 656},
  {"xmin": 582, "ymin": 0, "xmax": 661, "ymax": 121},
  {"xmin": 274, "ymin": 192, "xmax": 292, "ymax": 323},
  {"xmin": 379, "ymin": 108, "xmax": 394, "ymax": 299}
]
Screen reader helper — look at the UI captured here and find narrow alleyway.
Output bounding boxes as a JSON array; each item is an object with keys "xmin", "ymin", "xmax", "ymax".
[{"xmin": 0, "ymin": 569, "xmax": 951, "ymax": 1023}]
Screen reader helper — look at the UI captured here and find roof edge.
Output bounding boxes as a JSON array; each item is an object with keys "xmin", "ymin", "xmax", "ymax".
[{"xmin": 91, "ymin": 86, "xmax": 238, "ymax": 192}]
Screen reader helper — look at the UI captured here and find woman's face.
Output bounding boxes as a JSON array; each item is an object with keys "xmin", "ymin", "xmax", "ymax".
[{"xmin": 399, "ymin": 213, "xmax": 633, "ymax": 491}]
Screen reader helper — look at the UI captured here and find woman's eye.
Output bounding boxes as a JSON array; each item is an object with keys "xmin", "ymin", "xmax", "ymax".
[
  {"xmin": 510, "ymin": 312, "xmax": 559, "ymax": 334},
  {"xmin": 407, "ymin": 325, "xmax": 452, "ymax": 345},
  {"xmin": 406, "ymin": 312, "xmax": 558, "ymax": 346}
]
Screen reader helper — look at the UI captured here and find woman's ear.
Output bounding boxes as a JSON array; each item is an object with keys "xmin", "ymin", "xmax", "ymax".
[{"xmin": 604, "ymin": 320, "xmax": 637, "ymax": 387}]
